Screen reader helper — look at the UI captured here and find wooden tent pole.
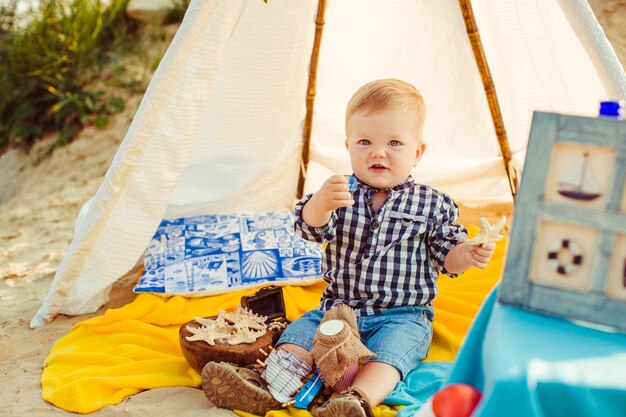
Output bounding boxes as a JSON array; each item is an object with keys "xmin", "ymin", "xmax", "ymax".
[
  {"xmin": 458, "ymin": 0, "xmax": 518, "ymax": 199},
  {"xmin": 297, "ymin": 0, "xmax": 327, "ymax": 199}
]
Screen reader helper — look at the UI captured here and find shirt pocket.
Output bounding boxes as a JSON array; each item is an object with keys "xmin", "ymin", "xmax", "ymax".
[{"xmin": 385, "ymin": 211, "xmax": 429, "ymax": 244}]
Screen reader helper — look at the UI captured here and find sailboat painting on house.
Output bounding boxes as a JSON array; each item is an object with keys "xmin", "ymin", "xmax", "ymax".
[
  {"xmin": 557, "ymin": 152, "xmax": 601, "ymax": 201},
  {"xmin": 544, "ymin": 144, "xmax": 614, "ymax": 208}
]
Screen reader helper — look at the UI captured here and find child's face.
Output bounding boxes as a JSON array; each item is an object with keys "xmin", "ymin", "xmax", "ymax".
[{"xmin": 346, "ymin": 107, "xmax": 425, "ymax": 190}]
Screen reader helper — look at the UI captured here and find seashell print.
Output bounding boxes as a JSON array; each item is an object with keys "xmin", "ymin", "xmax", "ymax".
[{"xmin": 241, "ymin": 251, "xmax": 278, "ymax": 278}]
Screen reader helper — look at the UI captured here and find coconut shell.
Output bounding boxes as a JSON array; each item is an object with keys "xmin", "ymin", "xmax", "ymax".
[{"xmin": 179, "ymin": 317, "xmax": 273, "ymax": 373}]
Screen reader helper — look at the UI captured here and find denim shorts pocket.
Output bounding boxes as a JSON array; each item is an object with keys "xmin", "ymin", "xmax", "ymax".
[
  {"xmin": 362, "ymin": 308, "xmax": 433, "ymax": 378},
  {"xmin": 407, "ymin": 305, "xmax": 434, "ymax": 322},
  {"xmin": 402, "ymin": 311, "xmax": 433, "ymax": 360}
]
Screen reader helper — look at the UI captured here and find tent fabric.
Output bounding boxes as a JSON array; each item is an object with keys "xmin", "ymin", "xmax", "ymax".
[
  {"xmin": 32, "ymin": 0, "xmax": 626, "ymax": 327},
  {"xmin": 41, "ymin": 229, "xmax": 505, "ymax": 414}
]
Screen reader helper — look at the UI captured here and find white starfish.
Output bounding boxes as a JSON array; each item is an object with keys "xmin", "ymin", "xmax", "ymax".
[
  {"xmin": 464, "ymin": 215, "xmax": 506, "ymax": 245},
  {"xmin": 185, "ymin": 308, "xmax": 268, "ymax": 345}
]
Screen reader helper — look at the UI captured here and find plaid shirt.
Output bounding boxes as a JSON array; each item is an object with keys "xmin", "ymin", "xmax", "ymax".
[{"xmin": 294, "ymin": 176, "xmax": 467, "ymax": 316}]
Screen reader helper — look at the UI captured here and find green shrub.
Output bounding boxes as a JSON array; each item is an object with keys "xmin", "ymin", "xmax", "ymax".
[
  {"xmin": 163, "ymin": 0, "xmax": 191, "ymax": 25},
  {"xmin": 0, "ymin": 1, "xmax": 17, "ymax": 37},
  {"xmin": 0, "ymin": 0, "xmax": 133, "ymax": 154}
]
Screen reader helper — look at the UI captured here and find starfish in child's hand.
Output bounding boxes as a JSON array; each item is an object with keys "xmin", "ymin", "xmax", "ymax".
[{"xmin": 465, "ymin": 215, "xmax": 506, "ymax": 245}]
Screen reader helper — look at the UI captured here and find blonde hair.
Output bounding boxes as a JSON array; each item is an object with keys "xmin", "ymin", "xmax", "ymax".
[{"xmin": 346, "ymin": 79, "xmax": 426, "ymax": 140}]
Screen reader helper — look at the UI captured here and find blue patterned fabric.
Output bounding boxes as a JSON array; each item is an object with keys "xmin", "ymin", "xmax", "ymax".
[{"xmin": 134, "ymin": 211, "xmax": 323, "ymax": 296}]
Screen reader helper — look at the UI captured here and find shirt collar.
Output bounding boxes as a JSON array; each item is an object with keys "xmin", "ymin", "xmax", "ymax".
[{"xmin": 353, "ymin": 175, "xmax": 415, "ymax": 192}]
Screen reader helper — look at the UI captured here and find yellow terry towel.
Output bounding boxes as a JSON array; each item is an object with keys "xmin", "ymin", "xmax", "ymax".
[
  {"xmin": 42, "ymin": 225, "xmax": 505, "ymax": 414},
  {"xmin": 42, "ymin": 283, "xmax": 326, "ymax": 413}
]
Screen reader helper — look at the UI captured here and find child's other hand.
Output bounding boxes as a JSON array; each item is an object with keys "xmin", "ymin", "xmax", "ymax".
[
  {"xmin": 310, "ymin": 175, "xmax": 355, "ymax": 212},
  {"xmin": 464, "ymin": 242, "xmax": 495, "ymax": 269}
]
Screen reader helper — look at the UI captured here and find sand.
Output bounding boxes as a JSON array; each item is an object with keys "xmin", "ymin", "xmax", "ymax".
[{"xmin": 0, "ymin": 3, "xmax": 624, "ymax": 416}]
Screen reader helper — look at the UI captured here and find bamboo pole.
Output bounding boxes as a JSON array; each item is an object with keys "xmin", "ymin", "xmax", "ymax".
[
  {"xmin": 458, "ymin": 0, "xmax": 518, "ymax": 199},
  {"xmin": 297, "ymin": 0, "xmax": 327, "ymax": 199}
]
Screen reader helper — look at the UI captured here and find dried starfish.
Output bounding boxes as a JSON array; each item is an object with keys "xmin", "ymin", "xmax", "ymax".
[
  {"xmin": 464, "ymin": 215, "xmax": 506, "ymax": 246},
  {"xmin": 185, "ymin": 307, "xmax": 268, "ymax": 345},
  {"xmin": 219, "ymin": 305, "xmax": 268, "ymax": 331},
  {"xmin": 186, "ymin": 319, "xmax": 234, "ymax": 345},
  {"xmin": 225, "ymin": 326, "xmax": 267, "ymax": 345}
]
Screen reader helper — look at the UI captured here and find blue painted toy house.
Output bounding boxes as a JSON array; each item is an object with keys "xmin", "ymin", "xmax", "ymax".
[{"xmin": 499, "ymin": 111, "xmax": 626, "ymax": 332}]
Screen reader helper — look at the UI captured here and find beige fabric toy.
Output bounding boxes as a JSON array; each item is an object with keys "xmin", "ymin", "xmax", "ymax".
[
  {"xmin": 319, "ymin": 303, "xmax": 360, "ymax": 337},
  {"xmin": 310, "ymin": 304, "xmax": 375, "ymax": 387}
]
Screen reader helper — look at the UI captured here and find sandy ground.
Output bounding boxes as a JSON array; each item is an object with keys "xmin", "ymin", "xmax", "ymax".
[{"xmin": 0, "ymin": 3, "xmax": 624, "ymax": 416}]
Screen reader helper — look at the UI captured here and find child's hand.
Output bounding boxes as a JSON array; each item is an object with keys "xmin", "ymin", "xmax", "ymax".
[
  {"xmin": 463, "ymin": 242, "xmax": 496, "ymax": 269},
  {"xmin": 302, "ymin": 175, "xmax": 354, "ymax": 228},
  {"xmin": 310, "ymin": 175, "xmax": 355, "ymax": 212}
]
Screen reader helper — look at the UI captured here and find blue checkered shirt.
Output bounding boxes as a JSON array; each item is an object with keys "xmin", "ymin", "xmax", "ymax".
[{"xmin": 294, "ymin": 176, "xmax": 467, "ymax": 316}]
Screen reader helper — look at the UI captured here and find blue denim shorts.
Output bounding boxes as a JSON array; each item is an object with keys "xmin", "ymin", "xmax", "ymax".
[{"xmin": 277, "ymin": 305, "xmax": 433, "ymax": 379}]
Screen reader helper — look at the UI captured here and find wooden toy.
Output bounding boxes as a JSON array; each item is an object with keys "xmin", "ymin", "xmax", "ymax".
[{"xmin": 499, "ymin": 111, "xmax": 626, "ymax": 332}]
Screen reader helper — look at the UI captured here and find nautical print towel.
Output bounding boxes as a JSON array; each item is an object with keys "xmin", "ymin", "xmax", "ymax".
[{"xmin": 135, "ymin": 211, "xmax": 323, "ymax": 296}]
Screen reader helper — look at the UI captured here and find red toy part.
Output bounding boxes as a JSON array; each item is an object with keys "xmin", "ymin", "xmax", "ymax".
[{"xmin": 432, "ymin": 383, "xmax": 482, "ymax": 417}]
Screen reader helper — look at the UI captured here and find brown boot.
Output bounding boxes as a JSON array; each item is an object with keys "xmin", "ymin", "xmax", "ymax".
[
  {"xmin": 312, "ymin": 388, "xmax": 375, "ymax": 417},
  {"xmin": 201, "ymin": 361, "xmax": 280, "ymax": 415}
]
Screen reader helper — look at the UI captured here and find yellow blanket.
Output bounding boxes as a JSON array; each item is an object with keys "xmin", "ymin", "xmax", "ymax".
[{"xmin": 42, "ymin": 226, "xmax": 505, "ymax": 415}]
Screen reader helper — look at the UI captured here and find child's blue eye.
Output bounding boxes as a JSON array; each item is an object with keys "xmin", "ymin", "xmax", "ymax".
[
  {"xmin": 359, "ymin": 139, "xmax": 370, "ymax": 145},
  {"xmin": 389, "ymin": 140, "xmax": 401, "ymax": 146}
]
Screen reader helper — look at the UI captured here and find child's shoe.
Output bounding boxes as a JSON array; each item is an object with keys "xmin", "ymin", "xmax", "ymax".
[
  {"xmin": 312, "ymin": 388, "xmax": 375, "ymax": 417},
  {"xmin": 201, "ymin": 361, "xmax": 280, "ymax": 415}
]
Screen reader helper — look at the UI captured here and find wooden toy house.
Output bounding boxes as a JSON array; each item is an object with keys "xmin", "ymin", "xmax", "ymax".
[{"xmin": 499, "ymin": 111, "xmax": 626, "ymax": 332}]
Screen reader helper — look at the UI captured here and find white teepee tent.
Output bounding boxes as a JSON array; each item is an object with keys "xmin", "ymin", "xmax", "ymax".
[{"xmin": 32, "ymin": 0, "xmax": 626, "ymax": 327}]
